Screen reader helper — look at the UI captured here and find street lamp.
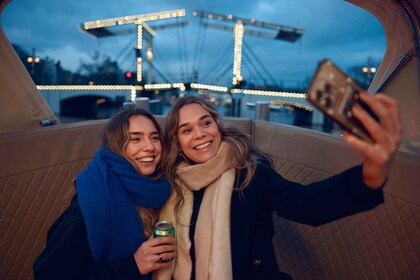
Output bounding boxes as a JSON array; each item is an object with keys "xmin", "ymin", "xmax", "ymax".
[
  {"xmin": 362, "ymin": 57, "xmax": 377, "ymax": 86},
  {"xmin": 27, "ymin": 48, "xmax": 40, "ymax": 75}
]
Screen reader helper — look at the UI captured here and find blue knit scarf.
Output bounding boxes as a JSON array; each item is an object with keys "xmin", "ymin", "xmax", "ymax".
[{"xmin": 76, "ymin": 146, "xmax": 172, "ymax": 264}]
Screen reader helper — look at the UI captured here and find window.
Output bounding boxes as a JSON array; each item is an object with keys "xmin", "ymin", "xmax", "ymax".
[{"xmin": 2, "ymin": 0, "xmax": 386, "ymax": 131}]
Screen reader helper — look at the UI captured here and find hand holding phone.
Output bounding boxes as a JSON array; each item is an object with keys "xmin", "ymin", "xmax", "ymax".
[{"xmin": 306, "ymin": 59, "xmax": 379, "ymax": 144}]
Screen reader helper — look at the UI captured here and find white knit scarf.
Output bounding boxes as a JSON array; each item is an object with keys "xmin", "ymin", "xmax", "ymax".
[{"xmin": 154, "ymin": 142, "xmax": 235, "ymax": 280}]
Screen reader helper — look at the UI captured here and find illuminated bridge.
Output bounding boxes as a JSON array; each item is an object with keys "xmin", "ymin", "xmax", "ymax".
[{"xmin": 37, "ymin": 9, "xmax": 321, "ymax": 126}]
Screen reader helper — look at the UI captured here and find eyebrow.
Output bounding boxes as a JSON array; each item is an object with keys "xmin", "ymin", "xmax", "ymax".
[
  {"xmin": 129, "ymin": 131, "xmax": 159, "ymax": 136},
  {"xmin": 178, "ymin": 114, "xmax": 211, "ymax": 131}
]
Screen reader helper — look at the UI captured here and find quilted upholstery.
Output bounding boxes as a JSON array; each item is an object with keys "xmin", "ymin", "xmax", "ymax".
[
  {"xmin": 271, "ymin": 159, "xmax": 420, "ymax": 279},
  {"xmin": 0, "ymin": 118, "xmax": 419, "ymax": 279},
  {"xmin": 255, "ymin": 121, "xmax": 420, "ymax": 280},
  {"xmin": 0, "ymin": 163, "xmax": 83, "ymax": 279},
  {"xmin": 0, "ymin": 121, "xmax": 106, "ymax": 279}
]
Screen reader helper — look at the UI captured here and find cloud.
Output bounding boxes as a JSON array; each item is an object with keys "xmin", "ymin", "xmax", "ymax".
[
  {"xmin": 43, "ymin": 45, "xmax": 92, "ymax": 71},
  {"xmin": 1, "ymin": 0, "xmax": 386, "ymax": 85}
]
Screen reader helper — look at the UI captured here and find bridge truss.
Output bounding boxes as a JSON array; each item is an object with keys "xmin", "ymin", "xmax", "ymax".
[{"xmin": 39, "ymin": 9, "xmax": 311, "ymax": 115}]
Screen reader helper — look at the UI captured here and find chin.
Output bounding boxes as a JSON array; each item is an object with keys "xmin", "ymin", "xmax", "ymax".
[
  {"xmin": 194, "ymin": 154, "xmax": 215, "ymax": 163},
  {"xmin": 137, "ymin": 165, "xmax": 157, "ymax": 176},
  {"xmin": 140, "ymin": 171, "xmax": 154, "ymax": 176}
]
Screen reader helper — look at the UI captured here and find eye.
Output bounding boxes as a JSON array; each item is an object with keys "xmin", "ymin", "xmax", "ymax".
[
  {"xmin": 180, "ymin": 128, "xmax": 192, "ymax": 135},
  {"xmin": 151, "ymin": 136, "xmax": 160, "ymax": 142},
  {"xmin": 129, "ymin": 137, "xmax": 140, "ymax": 142},
  {"xmin": 203, "ymin": 120, "xmax": 213, "ymax": 127}
]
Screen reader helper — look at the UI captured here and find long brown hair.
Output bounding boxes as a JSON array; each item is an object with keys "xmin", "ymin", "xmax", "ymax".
[
  {"xmin": 163, "ymin": 96, "xmax": 272, "ymax": 211},
  {"xmin": 102, "ymin": 106, "xmax": 164, "ymax": 236}
]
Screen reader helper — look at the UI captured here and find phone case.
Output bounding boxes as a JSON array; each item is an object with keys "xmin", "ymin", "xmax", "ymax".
[{"xmin": 306, "ymin": 59, "xmax": 376, "ymax": 143}]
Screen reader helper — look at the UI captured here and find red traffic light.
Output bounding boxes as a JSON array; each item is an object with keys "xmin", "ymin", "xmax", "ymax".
[{"xmin": 125, "ymin": 71, "xmax": 133, "ymax": 79}]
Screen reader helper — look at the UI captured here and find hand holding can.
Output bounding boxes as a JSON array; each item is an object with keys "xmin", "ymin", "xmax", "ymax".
[{"xmin": 153, "ymin": 221, "xmax": 176, "ymax": 263}]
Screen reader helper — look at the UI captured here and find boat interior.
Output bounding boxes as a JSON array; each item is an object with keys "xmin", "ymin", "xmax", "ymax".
[{"xmin": 0, "ymin": 0, "xmax": 419, "ymax": 279}]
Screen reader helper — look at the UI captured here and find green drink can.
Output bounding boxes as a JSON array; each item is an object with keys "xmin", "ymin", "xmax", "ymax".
[
  {"xmin": 153, "ymin": 221, "xmax": 175, "ymax": 262},
  {"xmin": 153, "ymin": 221, "xmax": 175, "ymax": 238}
]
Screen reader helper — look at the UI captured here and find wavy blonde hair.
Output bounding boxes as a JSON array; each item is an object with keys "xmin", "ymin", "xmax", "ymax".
[
  {"xmin": 102, "ymin": 106, "xmax": 164, "ymax": 237},
  {"xmin": 163, "ymin": 96, "xmax": 272, "ymax": 212}
]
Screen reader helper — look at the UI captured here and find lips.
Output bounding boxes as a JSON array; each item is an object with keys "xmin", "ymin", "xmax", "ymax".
[{"xmin": 194, "ymin": 141, "xmax": 212, "ymax": 150}]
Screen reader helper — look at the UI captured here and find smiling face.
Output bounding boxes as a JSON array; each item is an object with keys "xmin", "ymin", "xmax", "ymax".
[
  {"xmin": 177, "ymin": 103, "xmax": 222, "ymax": 164},
  {"xmin": 125, "ymin": 115, "xmax": 162, "ymax": 176}
]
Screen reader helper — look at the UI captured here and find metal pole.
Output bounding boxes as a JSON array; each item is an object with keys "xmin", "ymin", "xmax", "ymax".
[
  {"xmin": 255, "ymin": 101, "xmax": 270, "ymax": 121},
  {"xmin": 135, "ymin": 97, "xmax": 150, "ymax": 111}
]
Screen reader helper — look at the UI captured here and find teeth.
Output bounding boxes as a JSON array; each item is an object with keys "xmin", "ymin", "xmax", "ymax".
[
  {"xmin": 195, "ymin": 142, "xmax": 211, "ymax": 150},
  {"xmin": 140, "ymin": 157, "xmax": 153, "ymax": 162}
]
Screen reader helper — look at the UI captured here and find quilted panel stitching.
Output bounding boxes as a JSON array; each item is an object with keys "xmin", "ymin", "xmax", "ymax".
[
  {"xmin": 271, "ymin": 157, "xmax": 420, "ymax": 280},
  {"xmin": 0, "ymin": 160, "xmax": 88, "ymax": 280}
]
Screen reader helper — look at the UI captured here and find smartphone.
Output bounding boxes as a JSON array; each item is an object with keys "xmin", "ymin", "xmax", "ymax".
[{"xmin": 306, "ymin": 59, "xmax": 378, "ymax": 144}]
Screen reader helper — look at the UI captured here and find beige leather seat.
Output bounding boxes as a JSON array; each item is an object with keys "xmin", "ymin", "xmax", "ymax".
[{"xmin": 1, "ymin": 118, "xmax": 419, "ymax": 279}]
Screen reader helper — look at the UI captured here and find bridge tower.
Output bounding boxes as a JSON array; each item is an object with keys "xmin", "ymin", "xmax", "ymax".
[
  {"xmin": 79, "ymin": 10, "xmax": 187, "ymax": 95},
  {"xmin": 192, "ymin": 11, "xmax": 304, "ymax": 87}
]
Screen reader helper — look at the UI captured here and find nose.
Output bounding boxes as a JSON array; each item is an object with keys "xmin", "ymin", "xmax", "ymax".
[
  {"xmin": 194, "ymin": 127, "xmax": 206, "ymax": 139},
  {"xmin": 142, "ymin": 138, "xmax": 155, "ymax": 151}
]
